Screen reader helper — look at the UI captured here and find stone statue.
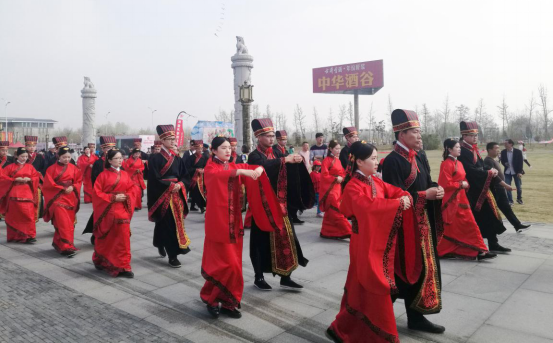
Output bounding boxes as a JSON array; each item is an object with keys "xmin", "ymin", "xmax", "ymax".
[
  {"xmin": 235, "ymin": 36, "xmax": 249, "ymax": 55},
  {"xmin": 83, "ymin": 77, "xmax": 95, "ymax": 89}
]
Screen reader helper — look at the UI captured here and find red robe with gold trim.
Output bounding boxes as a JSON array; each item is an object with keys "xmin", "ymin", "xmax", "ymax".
[
  {"xmin": 200, "ymin": 158, "xmax": 283, "ymax": 309},
  {"xmin": 319, "ymin": 155, "xmax": 352, "ymax": 239},
  {"xmin": 77, "ymin": 154, "xmax": 99, "ymax": 203},
  {"xmin": 330, "ymin": 173, "xmax": 410, "ymax": 343},
  {"xmin": 438, "ymin": 157, "xmax": 488, "ymax": 259},
  {"xmin": 92, "ymin": 168, "xmax": 136, "ymax": 276},
  {"xmin": 43, "ymin": 162, "xmax": 82, "ymax": 254},
  {"xmin": 0, "ymin": 163, "xmax": 40, "ymax": 242},
  {"xmin": 124, "ymin": 156, "xmax": 146, "ymax": 210}
]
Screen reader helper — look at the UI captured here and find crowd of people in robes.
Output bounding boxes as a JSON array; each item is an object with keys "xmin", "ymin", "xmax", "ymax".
[{"xmin": 0, "ymin": 109, "xmax": 534, "ymax": 341}]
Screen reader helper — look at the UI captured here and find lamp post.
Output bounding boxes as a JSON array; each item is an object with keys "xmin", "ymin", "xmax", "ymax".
[
  {"xmin": 239, "ymin": 81, "xmax": 254, "ymax": 149},
  {"xmin": 149, "ymin": 107, "xmax": 157, "ymax": 128},
  {"xmin": 3, "ymin": 100, "xmax": 10, "ymax": 140}
]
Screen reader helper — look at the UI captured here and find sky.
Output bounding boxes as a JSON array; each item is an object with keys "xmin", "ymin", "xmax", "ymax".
[{"xmin": 1, "ymin": 0, "xmax": 553, "ymax": 132}]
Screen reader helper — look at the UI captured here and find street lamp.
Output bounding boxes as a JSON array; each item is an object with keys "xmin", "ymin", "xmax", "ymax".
[
  {"xmin": 239, "ymin": 81, "xmax": 254, "ymax": 149},
  {"xmin": 149, "ymin": 107, "xmax": 157, "ymax": 128},
  {"xmin": 3, "ymin": 100, "xmax": 10, "ymax": 139}
]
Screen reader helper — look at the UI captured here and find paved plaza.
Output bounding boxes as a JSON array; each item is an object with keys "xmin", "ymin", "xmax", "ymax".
[{"xmin": 1, "ymin": 201, "xmax": 553, "ymax": 343}]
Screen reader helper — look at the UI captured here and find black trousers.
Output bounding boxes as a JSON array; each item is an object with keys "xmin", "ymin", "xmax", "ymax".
[
  {"xmin": 153, "ymin": 214, "xmax": 191, "ymax": 258},
  {"xmin": 491, "ymin": 186, "xmax": 522, "ymax": 230}
]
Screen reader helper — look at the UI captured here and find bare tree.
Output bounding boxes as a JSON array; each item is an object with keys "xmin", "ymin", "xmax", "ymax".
[
  {"xmin": 266, "ymin": 105, "xmax": 273, "ymax": 123},
  {"xmin": 455, "ymin": 104, "xmax": 470, "ymax": 123},
  {"xmin": 366, "ymin": 102, "xmax": 375, "ymax": 142},
  {"xmin": 421, "ymin": 104, "xmax": 430, "ymax": 134},
  {"xmin": 275, "ymin": 111, "xmax": 288, "ymax": 132},
  {"xmin": 327, "ymin": 108, "xmax": 339, "ymax": 140},
  {"xmin": 338, "ymin": 104, "xmax": 347, "ymax": 132},
  {"xmin": 293, "ymin": 104, "xmax": 307, "ymax": 145},
  {"xmin": 475, "ymin": 99, "xmax": 486, "ymax": 122},
  {"xmin": 252, "ymin": 104, "xmax": 261, "ymax": 120},
  {"xmin": 526, "ymin": 92, "xmax": 536, "ymax": 140},
  {"xmin": 313, "ymin": 107, "xmax": 320, "ymax": 133},
  {"xmin": 347, "ymin": 102, "xmax": 354, "ymax": 126},
  {"xmin": 215, "ymin": 109, "xmax": 234, "ymax": 122},
  {"xmin": 538, "ymin": 84, "xmax": 552, "ymax": 139},
  {"xmin": 497, "ymin": 96, "xmax": 509, "ymax": 138},
  {"xmin": 441, "ymin": 95, "xmax": 451, "ymax": 139}
]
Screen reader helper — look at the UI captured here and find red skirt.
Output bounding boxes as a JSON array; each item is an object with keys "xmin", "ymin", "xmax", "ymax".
[
  {"xmin": 93, "ymin": 203, "xmax": 132, "ymax": 276},
  {"xmin": 200, "ymin": 236, "xmax": 243, "ymax": 310},
  {"xmin": 6, "ymin": 200, "xmax": 36, "ymax": 242},
  {"xmin": 320, "ymin": 204, "xmax": 352, "ymax": 239},
  {"xmin": 50, "ymin": 202, "xmax": 78, "ymax": 254}
]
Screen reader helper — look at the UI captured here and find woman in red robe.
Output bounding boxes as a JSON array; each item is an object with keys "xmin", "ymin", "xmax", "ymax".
[
  {"xmin": 201, "ymin": 137, "xmax": 283, "ymax": 319},
  {"xmin": 93, "ymin": 149, "xmax": 136, "ymax": 278},
  {"xmin": 0, "ymin": 147, "xmax": 41, "ymax": 243},
  {"xmin": 77, "ymin": 146, "xmax": 98, "ymax": 203},
  {"xmin": 437, "ymin": 139, "xmax": 496, "ymax": 261},
  {"xmin": 328, "ymin": 142, "xmax": 413, "ymax": 343},
  {"xmin": 124, "ymin": 148, "xmax": 146, "ymax": 210},
  {"xmin": 43, "ymin": 146, "xmax": 82, "ymax": 257},
  {"xmin": 319, "ymin": 140, "xmax": 352, "ymax": 239}
]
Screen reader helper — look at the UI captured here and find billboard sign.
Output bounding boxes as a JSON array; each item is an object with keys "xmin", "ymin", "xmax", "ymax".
[{"xmin": 313, "ymin": 59, "xmax": 384, "ymax": 95}]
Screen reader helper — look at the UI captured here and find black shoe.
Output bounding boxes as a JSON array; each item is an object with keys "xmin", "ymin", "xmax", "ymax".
[
  {"xmin": 25, "ymin": 238, "xmax": 37, "ymax": 244},
  {"xmin": 95, "ymin": 264, "xmax": 104, "ymax": 271},
  {"xmin": 134, "ymin": 208, "xmax": 141, "ymax": 211},
  {"xmin": 325, "ymin": 328, "xmax": 340, "ymax": 343},
  {"xmin": 517, "ymin": 199, "xmax": 524, "ymax": 205},
  {"xmin": 63, "ymin": 251, "xmax": 77, "ymax": 258},
  {"xmin": 408, "ymin": 317, "xmax": 445, "ymax": 334},
  {"xmin": 489, "ymin": 244, "xmax": 512, "ymax": 254},
  {"xmin": 206, "ymin": 304, "xmax": 220, "ymax": 318},
  {"xmin": 158, "ymin": 246, "xmax": 167, "ymax": 258},
  {"xmin": 292, "ymin": 218, "xmax": 304, "ymax": 225},
  {"xmin": 509, "ymin": 202, "xmax": 514, "ymax": 206},
  {"xmin": 516, "ymin": 224, "xmax": 532, "ymax": 233},
  {"xmin": 118, "ymin": 271, "xmax": 134, "ymax": 278},
  {"xmin": 169, "ymin": 257, "xmax": 181, "ymax": 268},
  {"xmin": 280, "ymin": 277, "xmax": 304, "ymax": 290},
  {"xmin": 254, "ymin": 277, "xmax": 272, "ymax": 291},
  {"xmin": 200, "ymin": 207, "xmax": 205, "ymax": 214},
  {"xmin": 189, "ymin": 206, "xmax": 199, "ymax": 212},
  {"xmin": 90, "ymin": 235, "xmax": 95, "ymax": 245},
  {"xmin": 477, "ymin": 252, "xmax": 497, "ymax": 261},
  {"xmin": 221, "ymin": 307, "xmax": 242, "ymax": 318}
]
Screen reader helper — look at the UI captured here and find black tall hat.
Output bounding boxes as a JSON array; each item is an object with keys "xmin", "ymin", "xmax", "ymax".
[
  {"xmin": 251, "ymin": 118, "xmax": 274, "ymax": 137},
  {"xmin": 100, "ymin": 136, "xmax": 116, "ymax": 148},
  {"xmin": 391, "ymin": 109, "xmax": 420, "ymax": 133},
  {"xmin": 460, "ymin": 121, "xmax": 479, "ymax": 135},
  {"xmin": 276, "ymin": 130, "xmax": 288, "ymax": 140},
  {"xmin": 342, "ymin": 127, "xmax": 358, "ymax": 138},
  {"xmin": 156, "ymin": 125, "xmax": 175, "ymax": 139}
]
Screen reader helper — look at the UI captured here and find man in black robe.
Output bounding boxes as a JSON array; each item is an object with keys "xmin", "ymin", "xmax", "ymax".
[
  {"xmin": 82, "ymin": 136, "xmax": 117, "ymax": 244},
  {"xmin": 458, "ymin": 121, "xmax": 510, "ymax": 253},
  {"xmin": 248, "ymin": 118, "xmax": 314, "ymax": 291},
  {"xmin": 339, "ymin": 126, "xmax": 359, "ymax": 170},
  {"xmin": 148, "ymin": 125, "xmax": 190, "ymax": 268},
  {"xmin": 184, "ymin": 140, "xmax": 207, "ymax": 213},
  {"xmin": 382, "ymin": 109, "xmax": 445, "ymax": 334}
]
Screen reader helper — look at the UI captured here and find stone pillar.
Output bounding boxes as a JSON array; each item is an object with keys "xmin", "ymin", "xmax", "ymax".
[
  {"xmin": 231, "ymin": 37, "xmax": 253, "ymax": 149},
  {"xmin": 81, "ymin": 77, "xmax": 97, "ymax": 147}
]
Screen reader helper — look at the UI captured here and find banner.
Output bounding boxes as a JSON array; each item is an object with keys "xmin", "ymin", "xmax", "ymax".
[
  {"xmin": 175, "ymin": 113, "xmax": 185, "ymax": 147},
  {"xmin": 313, "ymin": 60, "xmax": 384, "ymax": 94}
]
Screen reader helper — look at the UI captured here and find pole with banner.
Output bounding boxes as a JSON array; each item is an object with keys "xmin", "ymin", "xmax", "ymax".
[{"xmin": 175, "ymin": 111, "xmax": 186, "ymax": 148}]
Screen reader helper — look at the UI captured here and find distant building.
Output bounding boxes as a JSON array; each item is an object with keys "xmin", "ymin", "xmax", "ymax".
[{"xmin": 1, "ymin": 117, "xmax": 57, "ymax": 148}]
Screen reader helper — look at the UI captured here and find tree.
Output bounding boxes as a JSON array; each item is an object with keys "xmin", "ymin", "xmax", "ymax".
[
  {"xmin": 347, "ymin": 102, "xmax": 354, "ymax": 127},
  {"xmin": 338, "ymin": 104, "xmax": 347, "ymax": 133},
  {"xmin": 293, "ymin": 104, "xmax": 307, "ymax": 146},
  {"xmin": 215, "ymin": 109, "xmax": 234, "ymax": 123},
  {"xmin": 366, "ymin": 102, "xmax": 375, "ymax": 142},
  {"xmin": 525, "ymin": 92, "xmax": 536, "ymax": 140},
  {"xmin": 266, "ymin": 105, "xmax": 273, "ymax": 123},
  {"xmin": 455, "ymin": 104, "xmax": 470, "ymax": 123},
  {"xmin": 375, "ymin": 120, "xmax": 386, "ymax": 144},
  {"xmin": 441, "ymin": 95, "xmax": 451, "ymax": 139},
  {"xmin": 275, "ymin": 111, "xmax": 288, "ymax": 133},
  {"xmin": 421, "ymin": 104, "xmax": 430, "ymax": 134},
  {"xmin": 538, "ymin": 84, "xmax": 552, "ymax": 139},
  {"xmin": 52, "ymin": 127, "xmax": 82, "ymax": 144},
  {"xmin": 497, "ymin": 96, "xmax": 509, "ymax": 138},
  {"xmin": 327, "ymin": 108, "xmax": 340, "ymax": 140},
  {"xmin": 313, "ymin": 107, "xmax": 320, "ymax": 133},
  {"xmin": 252, "ymin": 104, "xmax": 261, "ymax": 120}
]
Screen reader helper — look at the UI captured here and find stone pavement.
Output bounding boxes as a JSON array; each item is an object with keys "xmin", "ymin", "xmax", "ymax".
[{"xmin": 1, "ymin": 201, "xmax": 553, "ymax": 343}]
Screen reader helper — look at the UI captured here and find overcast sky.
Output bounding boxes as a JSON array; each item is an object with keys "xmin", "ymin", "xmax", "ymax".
[{"xmin": 1, "ymin": 0, "xmax": 553, "ymax": 132}]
